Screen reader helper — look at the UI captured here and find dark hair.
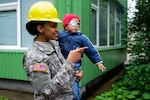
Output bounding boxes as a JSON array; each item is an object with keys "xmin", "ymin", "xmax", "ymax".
[{"xmin": 26, "ymin": 21, "xmax": 47, "ymax": 35}]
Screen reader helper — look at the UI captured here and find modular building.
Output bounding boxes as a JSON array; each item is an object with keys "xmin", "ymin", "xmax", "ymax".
[{"xmin": 0, "ymin": 0, "xmax": 127, "ymax": 97}]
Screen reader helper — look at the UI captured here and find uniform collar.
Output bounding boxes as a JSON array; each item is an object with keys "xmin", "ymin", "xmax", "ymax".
[{"xmin": 33, "ymin": 40, "xmax": 57, "ymax": 55}]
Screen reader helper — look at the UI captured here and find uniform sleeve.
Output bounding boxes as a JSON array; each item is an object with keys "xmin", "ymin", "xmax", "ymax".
[
  {"xmin": 23, "ymin": 54, "xmax": 74, "ymax": 96},
  {"xmin": 82, "ymin": 35, "xmax": 103, "ymax": 64}
]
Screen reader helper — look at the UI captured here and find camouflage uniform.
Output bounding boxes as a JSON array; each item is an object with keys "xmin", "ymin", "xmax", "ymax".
[{"xmin": 23, "ymin": 40, "xmax": 75, "ymax": 100}]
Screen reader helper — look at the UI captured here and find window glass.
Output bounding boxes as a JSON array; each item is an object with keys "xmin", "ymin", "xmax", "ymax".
[
  {"xmin": 91, "ymin": 9, "xmax": 97, "ymax": 45},
  {"xmin": 99, "ymin": 0, "xmax": 107, "ymax": 46},
  {"xmin": 0, "ymin": 10, "xmax": 17, "ymax": 45},
  {"xmin": 92, "ymin": 0, "xmax": 97, "ymax": 6},
  {"xmin": 109, "ymin": 4, "xmax": 115, "ymax": 45},
  {"xmin": 116, "ymin": 22, "xmax": 120, "ymax": 44},
  {"xmin": 117, "ymin": 8, "xmax": 122, "ymax": 20},
  {"xmin": 116, "ymin": 8, "xmax": 122, "ymax": 45},
  {"xmin": 0, "ymin": 0, "xmax": 17, "ymax": 3}
]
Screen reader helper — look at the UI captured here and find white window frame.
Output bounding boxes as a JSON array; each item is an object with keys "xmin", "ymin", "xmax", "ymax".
[
  {"xmin": 107, "ymin": 1, "xmax": 110, "ymax": 47},
  {"xmin": 0, "ymin": 0, "xmax": 21, "ymax": 49}
]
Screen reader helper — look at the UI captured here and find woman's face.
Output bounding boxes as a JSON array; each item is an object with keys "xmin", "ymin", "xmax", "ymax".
[{"xmin": 37, "ymin": 22, "xmax": 59, "ymax": 42}]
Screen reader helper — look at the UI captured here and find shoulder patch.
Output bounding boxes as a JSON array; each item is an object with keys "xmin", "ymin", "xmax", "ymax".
[{"xmin": 33, "ymin": 63, "xmax": 47, "ymax": 72}]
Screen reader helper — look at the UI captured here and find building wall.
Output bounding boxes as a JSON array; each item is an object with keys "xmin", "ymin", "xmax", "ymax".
[
  {"xmin": 54, "ymin": 0, "xmax": 127, "ymax": 86},
  {"xmin": 0, "ymin": 50, "xmax": 27, "ymax": 80},
  {"xmin": 0, "ymin": 0, "xmax": 127, "ymax": 88}
]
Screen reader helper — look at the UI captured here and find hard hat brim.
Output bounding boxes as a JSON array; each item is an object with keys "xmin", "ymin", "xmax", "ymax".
[
  {"xmin": 50, "ymin": 18, "xmax": 62, "ymax": 23},
  {"xmin": 27, "ymin": 18, "xmax": 62, "ymax": 23}
]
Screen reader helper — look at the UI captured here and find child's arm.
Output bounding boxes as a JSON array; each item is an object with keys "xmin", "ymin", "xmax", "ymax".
[{"xmin": 81, "ymin": 35, "xmax": 106, "ymax": 72}]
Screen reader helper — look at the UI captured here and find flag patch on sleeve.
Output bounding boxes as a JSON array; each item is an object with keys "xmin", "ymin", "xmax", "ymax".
[{"xmin": 33, "ymin": 63, "xmax": 47, "ymax": 72}]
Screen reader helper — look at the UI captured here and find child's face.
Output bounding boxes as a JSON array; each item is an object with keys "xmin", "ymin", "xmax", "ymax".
[{"xmin": 65, "ymin": 18, "xmax": 80, "ymax": 33}]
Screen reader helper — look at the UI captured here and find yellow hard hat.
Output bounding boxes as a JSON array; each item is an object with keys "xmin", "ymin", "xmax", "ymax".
[{"xmin": 27, "ymin": 1, "xmax": 61, "ymax": 23}]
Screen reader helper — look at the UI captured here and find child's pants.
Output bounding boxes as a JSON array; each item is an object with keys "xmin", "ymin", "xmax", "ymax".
[
  {"xmin": 73, "ymin": 76, "xmax": 80, "ymax": 100},
  {"xmin": 73, "ymin": 63, "xmax": 81, "ymax": 100}
]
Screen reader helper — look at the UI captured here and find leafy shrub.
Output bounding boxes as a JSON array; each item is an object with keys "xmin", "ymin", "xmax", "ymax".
[
  {"xmin": 0, "ymin": 97, "xmax": 13, "ymax": 100},
  {"xmin": 94, "ymin": 64, "xmax": 150, "ymax": 100}
]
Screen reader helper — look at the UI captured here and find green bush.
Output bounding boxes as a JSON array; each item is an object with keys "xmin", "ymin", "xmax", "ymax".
[
  {"xmin": 122, "ymin": 0, "xmax": 150, "ymax": 66},
  {"xmin": 94, "ymin": 64, "xmax": 150, "ymax": 100},
  {"xmin": 0, "ymin": 97, "xmax": 13, "ymax": 100}
]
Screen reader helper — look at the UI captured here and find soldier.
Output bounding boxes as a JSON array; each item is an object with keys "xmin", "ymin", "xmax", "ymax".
[{"xmin": 22, "ymin": 1, "xmax": 87, "ymax": 100}]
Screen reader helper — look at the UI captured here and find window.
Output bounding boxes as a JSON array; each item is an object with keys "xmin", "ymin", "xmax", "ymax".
[
  {"xmin": 0, "ymin": 1, "xmax": 20, "ymax": 49},
  {"xmin": 0, "ymin": 0, "xmax": 54, "ymax": 49},
  {"xmin": 91, "ymin": 0, "xmax": 99, "ymax": 46},
  {"xmin": 91, "ymin": 8, "xmax": 97, "ymax": 45},
  {"xmin": 109, "ymin": 2, "xmax": 115, "ymax": 46},
  {"xmin": 0, "ymin": 10, "xmax": 17, "ymax": 45},
  {"xmin": 115, "ymin": 8, "xmax": 122, "ymax": 45},
  {"xmin": 91, "ymin": 0, "xmax": 123, "ymax": 47},
  {"xmin": 99, "ymin": 0, "xmax": 108, "ymax": 46}
]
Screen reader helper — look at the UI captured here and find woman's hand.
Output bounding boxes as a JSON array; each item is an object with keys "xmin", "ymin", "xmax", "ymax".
[
  {"xmin": 67, "ymin": 47, "xmax": 88, "ymax": 63},
  {"xmin": 73, "ymin": 70, "xmax": 83, "ymax": 82}
]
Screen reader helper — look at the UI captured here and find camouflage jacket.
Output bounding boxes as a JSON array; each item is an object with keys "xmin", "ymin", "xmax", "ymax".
[{"xmin": 23, "ymin": 40, "xmax": 75, "ymax": 100}]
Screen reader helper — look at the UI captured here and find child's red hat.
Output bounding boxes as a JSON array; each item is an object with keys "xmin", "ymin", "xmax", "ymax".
[{"xmin": 62, "ymin": 14, "xmax": 80, "ymax": 29}]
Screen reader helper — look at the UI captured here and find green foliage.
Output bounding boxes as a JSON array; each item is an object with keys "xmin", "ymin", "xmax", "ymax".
[
  {"xmin": 0, "ymin": 97, "xmax": 13, "ymax": 100},
  {"xmin": 127, "ymin": 30, "xmax": 150, "ymax": 65},
  {"xmin": 94, "ymin": 64, "xmax": 150, "ymax": 100},
  {"xmin": 122, "ymin": 0, "xmax": 150, "ymax": 65},
  {"xmin": 94, "ymin": 0, "xmax": 150, "ymax": 100}
]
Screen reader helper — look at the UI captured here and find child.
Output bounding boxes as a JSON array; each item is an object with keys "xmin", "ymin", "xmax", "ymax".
[{"xmin": 58, "ymin": 14, "xmax": 106, "ymax": 100}]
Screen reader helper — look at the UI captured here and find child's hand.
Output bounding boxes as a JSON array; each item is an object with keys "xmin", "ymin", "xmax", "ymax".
[{"xmin": 98, "ymin": 63, "xmax": 106, "ymax": 72}]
